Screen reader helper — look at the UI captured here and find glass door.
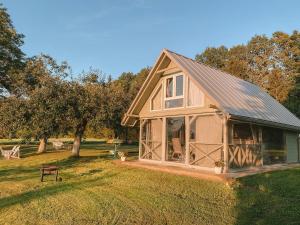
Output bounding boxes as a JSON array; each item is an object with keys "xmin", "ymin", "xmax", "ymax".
[{"xmin": 166, "ymin": 117, "xmax": 185, "ymax": 163}]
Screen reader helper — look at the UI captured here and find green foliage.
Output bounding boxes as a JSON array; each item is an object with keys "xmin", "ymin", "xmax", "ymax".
[
  {"xmin": 102, "ymin": 68, "xmax": 149, "ymax": 139},
  {"xmin": 0, "ymin": 4, "xmax": 25, "ymax": 96}
]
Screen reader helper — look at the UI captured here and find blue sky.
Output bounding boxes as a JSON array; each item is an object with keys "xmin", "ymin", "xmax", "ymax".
[{"xmin": 2, "ymin": 0, "xmax": 300, "ymax": 78}]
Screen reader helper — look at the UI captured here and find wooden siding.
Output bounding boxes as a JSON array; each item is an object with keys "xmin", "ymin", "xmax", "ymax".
[{"xmin": 188, "ymin": 114, "xmax": 223, "ymax": 168}]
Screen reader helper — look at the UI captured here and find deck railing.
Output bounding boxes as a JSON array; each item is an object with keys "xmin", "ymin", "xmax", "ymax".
[
  {"xmin": 140, "ymin": 140, "xmax": 162, "ymax": 160},
  {"xmin": 228, "ymin": 144, "xmax": 262, "ymax": 168},
  {"xmin": 189, "ymin": 142, "xmax": 223, "ymax": 167}
]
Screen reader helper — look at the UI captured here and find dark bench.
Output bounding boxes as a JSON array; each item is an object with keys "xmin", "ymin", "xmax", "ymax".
[{"xmin": 40, "ymin": 165, "xmax": 59, "ymax": 182}]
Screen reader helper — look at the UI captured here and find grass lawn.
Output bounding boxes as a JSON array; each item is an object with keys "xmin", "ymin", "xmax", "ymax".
[{"xmin": 0, "ymin": 141, "xmax": 300, "ymax": 225}]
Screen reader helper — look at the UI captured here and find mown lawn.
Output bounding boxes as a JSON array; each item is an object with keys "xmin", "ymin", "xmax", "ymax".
[{"xmin": 0, "ymin": 141, "xmax": 300, "ymax": 225}]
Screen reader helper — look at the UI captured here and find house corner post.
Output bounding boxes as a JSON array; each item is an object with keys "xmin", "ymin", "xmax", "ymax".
[
  {"xmin": 161, "ymin": 117, "xmax": 166, "ymax": 162},
  {"xmin": 139, "ymin": 119, "xmax": 143, "ymax": 160},
  {"xmin": 185, "ymin": 115, "xmax": 190, "ymax": 165},
  {"xmin": 223, "ymin": 114, "xmax": 229, "ymax": 173}
]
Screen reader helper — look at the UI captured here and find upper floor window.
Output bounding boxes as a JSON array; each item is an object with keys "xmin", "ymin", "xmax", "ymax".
[{"xmin": 165, "ymin": 74, "xmax": 184, "ymax": 109}]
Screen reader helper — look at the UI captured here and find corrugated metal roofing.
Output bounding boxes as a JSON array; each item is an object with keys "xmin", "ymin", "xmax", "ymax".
[{"xmin": 165, "ymin": 49, "xmax": 300, "ymax": 130}]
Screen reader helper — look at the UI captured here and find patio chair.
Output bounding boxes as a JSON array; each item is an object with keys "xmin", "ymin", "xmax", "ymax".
[
  {"xmin": 171, "ymin": 138, "xmax": 185, "ymax": 160},
  {"xmin": 52, "ymin": 141, "xmax": 64, "ymax": 150},
  {"xmin": 1, "ymin": 145, "xmax": 21, "ymax": 159}
]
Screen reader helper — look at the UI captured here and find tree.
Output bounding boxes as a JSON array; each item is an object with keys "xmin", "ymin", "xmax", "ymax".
[
  {"xmin": 0, "ymin": 4, "xmax": 25, "ymax": 96},
  {"xmin": 195, "ymin": 31, "xmax": 300, "ymax": 117},
  {"xmin": 103, "ymin": 68, "xmax": 150, "ymax": 141},
  {"xmin": 21, "ymin": 55, "xmax": 70, "ymax": 153},
  {"xmin": 67, "ymin": 70, "xmax": 106, "ymax": 157},
  {"xmin": 0, "ymin": 96, "xmax": 29, "ymax": 139},
  {"xmin": 195, "ymin": 46, "xmax": 228, "ymax": 69},
  {"xmin": 0, "ymin": 49, "xmax": 71, "ymax": 152}
]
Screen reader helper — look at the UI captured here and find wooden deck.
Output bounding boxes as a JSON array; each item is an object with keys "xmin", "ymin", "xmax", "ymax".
[{"xmin": 115, "ymin": 160, "xmax": 300, "ymax": 183}]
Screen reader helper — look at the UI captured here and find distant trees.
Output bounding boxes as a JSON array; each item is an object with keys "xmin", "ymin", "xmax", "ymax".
[
  {"xmin": 196, "ymin": 31, "xmax": 300, "ymax": 117},
  {"xmin": 103, "ymin": 68, "xmax": 150, "ymax": 140}
]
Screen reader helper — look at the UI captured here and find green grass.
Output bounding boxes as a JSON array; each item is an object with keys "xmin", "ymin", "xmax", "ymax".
[{"xmin": 0, "ymin": 141, "xmax": 300, "ymax": 225}]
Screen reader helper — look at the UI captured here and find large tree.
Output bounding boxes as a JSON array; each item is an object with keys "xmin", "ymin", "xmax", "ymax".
[
  {"xmin": 25, "ymin": 55, "xmax": 70, "ymax": 153},
  {"xmin": 67, "ymin": 70, "xmax": 106, "ymax": 157},
  {"xmin": 0, "ymin": 4, "xmax": 25, "ymax": 96},
  {"xmin": 0, "ymin": 55, "xmax": 71, "ymax": 152}
]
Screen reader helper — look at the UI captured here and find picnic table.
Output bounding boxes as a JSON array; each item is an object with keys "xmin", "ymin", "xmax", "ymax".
[{"xmin": 40, "ymin": 165, "xmax": 59, "ymax": 182}]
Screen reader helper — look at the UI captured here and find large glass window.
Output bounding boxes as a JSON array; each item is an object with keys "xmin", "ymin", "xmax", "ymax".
[
  {"xmin": 164, "ymin": 74, "xmax": 184, "ymax": 109},
  {"xmin": 262, "ymin": 127, "xmax": 286, "ymax": 165},
  {"xmin": 176, "ymin": 75, "xmax": 183, "ymax": 96},
  {"xmin": 232, "ymin": 123, "xmax": 260, "ymax": 144},
  {"xmin": 166, "ymin": 117, "xmax": 185, "ymax": 163},
  {"xmin": 166, "ymin": 78, "xmax": 173, "ymax": 98}
]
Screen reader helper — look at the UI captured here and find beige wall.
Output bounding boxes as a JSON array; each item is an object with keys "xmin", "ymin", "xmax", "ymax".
[{"xmin": 189, "ymin": 115, "xmax": 223, "ymax": 168}]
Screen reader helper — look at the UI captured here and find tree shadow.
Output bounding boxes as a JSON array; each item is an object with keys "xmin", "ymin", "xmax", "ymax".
[
  {"xmin": 234, "ymin": 168, "xmax": 300, "ymax": 225},
  {"xmin": 0, "ymin": 171, "xmax": 119, "ymax": 209}
]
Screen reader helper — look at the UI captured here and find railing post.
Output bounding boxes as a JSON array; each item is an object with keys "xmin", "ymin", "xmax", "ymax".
[
  {"xmin": 185, "ymin": 115, "xmax": 190, "ymax": 165},
  {"xmin": 139, "ymin": 119, "xmax": 143, "ymax": 160},
  {"xmin": 223, "ymin": 114, "xmax": 229, "ymax": 173},
  {"xmin": 259, "ymin": 127, "xmax": 263, "ymax": 166},
  {"xmin": 161, "ymin": 117, "xmax": 166, "ymax": 162}
]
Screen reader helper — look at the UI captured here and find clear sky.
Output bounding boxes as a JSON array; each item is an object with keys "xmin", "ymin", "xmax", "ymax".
[{"xmin": 2, "ymin": 0, "xmax": 300, "ymax": 78}]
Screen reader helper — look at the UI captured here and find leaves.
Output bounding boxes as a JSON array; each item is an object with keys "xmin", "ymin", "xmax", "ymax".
[{"xmin": 196, "ymin": 31, "xmax": 300, "ymax": 117}]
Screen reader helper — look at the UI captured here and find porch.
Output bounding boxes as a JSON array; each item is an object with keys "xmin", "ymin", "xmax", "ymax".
[
  {"xmin": 117, "ymin": 159, "xmax": 300, "ymax": 182},
  {"xmin": 139, "ymin": 113, "xmax": 296, "ymax": 173}
]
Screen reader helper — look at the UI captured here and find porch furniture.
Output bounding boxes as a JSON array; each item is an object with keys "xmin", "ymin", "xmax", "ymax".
[
  {"xmin": 171, "ymin": 138, "xmax": 185, "ymax": 160},
  {"xmin": 1, "ymin": 145, "xmax": 21, "ymax": 159},
  {"xmin": 40, "ymin": 165, "xmax": 59, "ymax": 182},
  {"xmin": 52, "ymin": 141, "xmax": 64, "ymax": 150}
]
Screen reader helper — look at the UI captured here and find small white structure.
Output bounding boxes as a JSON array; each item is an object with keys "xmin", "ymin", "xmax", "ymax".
[{"xmin": 52, "ymin": 141, "xmax": 64, "ymax": 150}]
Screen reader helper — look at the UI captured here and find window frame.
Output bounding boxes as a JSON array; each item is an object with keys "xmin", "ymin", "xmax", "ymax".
[{"xmin": 163, "ymin": 73, "xmax": 185, "ymax": 110}]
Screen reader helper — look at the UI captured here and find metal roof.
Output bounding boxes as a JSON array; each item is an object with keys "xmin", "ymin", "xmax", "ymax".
[{"xmin": 165, "ymin": 49, "xmax": 300, "ymax": 130}]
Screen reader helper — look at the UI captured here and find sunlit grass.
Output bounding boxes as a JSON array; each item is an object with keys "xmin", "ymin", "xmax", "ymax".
[{"xmin": 0, "ymin": 141, "xmax": 299, "ymax": 225}]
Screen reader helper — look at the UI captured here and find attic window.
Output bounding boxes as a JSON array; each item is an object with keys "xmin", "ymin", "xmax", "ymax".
[{"xmin": 164, "ymin": 74, "xmax": 184, "ymax": 109}]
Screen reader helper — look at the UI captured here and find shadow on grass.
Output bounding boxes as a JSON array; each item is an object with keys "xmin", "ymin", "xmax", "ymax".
[
  {"xmin": 0, "ymin": 171, "xmax": 119, "ymax": 209},
  {"xmin": 234, "ymin": 167, "xmax": 300, "ymax": 225},
  {"xmin": 0, "ymin": 167, "xmax": 38, "ymax": 182}
]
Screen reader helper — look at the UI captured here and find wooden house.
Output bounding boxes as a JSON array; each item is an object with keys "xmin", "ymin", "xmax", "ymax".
[{"xmin": 122, "ymin": 49, "xmax": 300, "ymax": 173}]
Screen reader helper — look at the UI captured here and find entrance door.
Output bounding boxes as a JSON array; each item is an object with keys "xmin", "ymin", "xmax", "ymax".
[{"xmin": 166, "ymin": 117, "xmax": 185, "ymax": 163}]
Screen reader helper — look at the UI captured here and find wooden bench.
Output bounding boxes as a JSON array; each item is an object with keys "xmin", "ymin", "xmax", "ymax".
[{"xmin": 40, "ymin": 165, "xmax": 59, "ymax": 182}]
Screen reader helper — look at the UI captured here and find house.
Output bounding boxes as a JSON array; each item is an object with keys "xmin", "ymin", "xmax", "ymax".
[{"xmin": 122, "ymin": 49, "xmax": 300, "ymax": 173}]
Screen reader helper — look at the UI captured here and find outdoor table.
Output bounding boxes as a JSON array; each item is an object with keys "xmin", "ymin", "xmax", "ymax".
[{"xmin": 40, "ymin": 165, "xmax": 59, "ymax": 182}]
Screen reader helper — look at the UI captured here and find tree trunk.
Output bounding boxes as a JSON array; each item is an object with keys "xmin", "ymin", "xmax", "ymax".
[
  {"xmin": 71, "ymin": 135, "xmax": 81, "ymax": 157},
  {"xmin": 71, "ymin": 121, "xmax": 87, "ymax": 157},
  {"xmin": 37, "ymin": 137, "xmax": 47, "ymax": 153}
]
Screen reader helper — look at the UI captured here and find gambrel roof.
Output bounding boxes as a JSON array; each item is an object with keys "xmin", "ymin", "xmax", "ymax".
[{"xmin": 122, "ymin": 49, "xmax": 300, "ymax": 131}]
